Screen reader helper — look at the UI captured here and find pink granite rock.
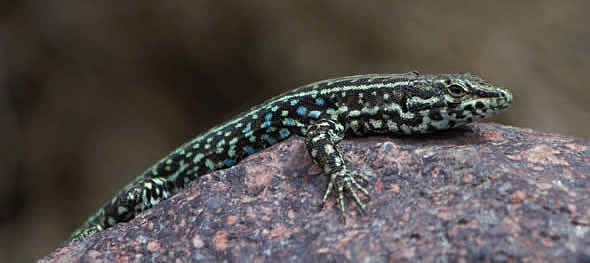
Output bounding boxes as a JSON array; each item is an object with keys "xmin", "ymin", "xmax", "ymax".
[{"xmin": 40, "ymin": 123, "xmax": 590, "ymax": 262}]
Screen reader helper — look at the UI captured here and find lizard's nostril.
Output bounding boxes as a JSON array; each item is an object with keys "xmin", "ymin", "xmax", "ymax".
[{"xmin": 501, "ymin": 89, "xmax": 512, "ymax": 102}]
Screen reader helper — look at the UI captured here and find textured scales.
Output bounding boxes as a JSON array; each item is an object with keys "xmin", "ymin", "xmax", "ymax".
[{"xmin": 69, "ymin": 72, "xmax": 512, "ymax": 241}]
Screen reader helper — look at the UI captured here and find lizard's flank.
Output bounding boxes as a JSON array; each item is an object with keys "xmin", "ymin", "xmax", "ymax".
[{"xmin": 69, "ymin": 72, "xmax": 512, "ymax": 241}]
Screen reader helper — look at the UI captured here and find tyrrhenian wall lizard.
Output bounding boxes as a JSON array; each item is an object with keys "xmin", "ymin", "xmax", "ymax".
[{"xmin": 69, "ymin": 72, "xmax": 512, "ymax": 241}]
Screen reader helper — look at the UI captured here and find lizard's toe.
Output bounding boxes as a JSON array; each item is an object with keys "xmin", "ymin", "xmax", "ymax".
[{"xmin": 322, "ymin": 169, "xmax": 370, "ymax": 217}]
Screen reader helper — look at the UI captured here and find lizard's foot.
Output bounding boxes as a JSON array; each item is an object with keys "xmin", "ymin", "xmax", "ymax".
[{"xmin": 321, "ymin": 168, "xmax": 370, "ymax": 218}]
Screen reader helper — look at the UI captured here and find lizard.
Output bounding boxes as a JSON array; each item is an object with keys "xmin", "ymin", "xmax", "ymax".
[{"xmin": 68, "ymin": 72, "xmax": 512, "ymax": 241}]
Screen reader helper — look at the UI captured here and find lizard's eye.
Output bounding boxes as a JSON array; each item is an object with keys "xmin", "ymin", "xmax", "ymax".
[{"xmin": 447, "ymin": 85, "xmax": 467, "ymax": 98}]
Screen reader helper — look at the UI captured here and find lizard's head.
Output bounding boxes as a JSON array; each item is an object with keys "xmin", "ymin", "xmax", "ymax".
[{"xmin": 407, "ymin": 73, "xmax": 512, "ymax": 131}]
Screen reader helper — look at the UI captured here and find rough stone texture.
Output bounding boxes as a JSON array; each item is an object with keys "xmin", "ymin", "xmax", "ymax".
[{"xmin": 41, "ymin": 123, "xmax": 590, "ymax": 262}]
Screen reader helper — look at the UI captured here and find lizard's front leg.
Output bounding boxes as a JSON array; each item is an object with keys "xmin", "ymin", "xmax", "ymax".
[{"xmin": 304, "ymin": 119, "xmax": 369, "ymax": 218}]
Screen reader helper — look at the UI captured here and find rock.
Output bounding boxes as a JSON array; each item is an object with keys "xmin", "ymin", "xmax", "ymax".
[{"xmin": 40, "ymin": 123, "xmax": 590, "ymax": 262}]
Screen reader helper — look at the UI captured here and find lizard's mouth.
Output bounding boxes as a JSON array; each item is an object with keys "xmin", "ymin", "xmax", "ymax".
[
  {"xmin": 496, "ymin": 88, "xmax": 513, "ymax": 109},
  {"xmin": 486, "ymin": 88, "xmax": 513, "ymax": 114}
]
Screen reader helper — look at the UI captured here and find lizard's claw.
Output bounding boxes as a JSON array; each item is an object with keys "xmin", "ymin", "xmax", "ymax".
[{"xmin": 321, "ymin": 169, "xmax": 369, "ymax": 218}]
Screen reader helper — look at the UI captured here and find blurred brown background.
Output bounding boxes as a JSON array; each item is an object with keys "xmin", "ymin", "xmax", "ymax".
[{"xmin": 1, "ymin": 0, "xmax": 589, "ymax": 261}]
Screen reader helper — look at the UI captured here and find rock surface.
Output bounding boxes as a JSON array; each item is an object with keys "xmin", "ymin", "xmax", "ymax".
[{"xmin": 41, "ymin": 123, "xmax": 590, "ymax": 262}]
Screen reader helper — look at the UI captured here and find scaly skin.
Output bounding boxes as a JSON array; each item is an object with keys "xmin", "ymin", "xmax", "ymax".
[{"xmin": 69, "ymin": 72, "xmax": 512, "ymax": 241}]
